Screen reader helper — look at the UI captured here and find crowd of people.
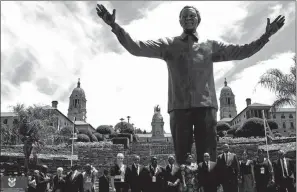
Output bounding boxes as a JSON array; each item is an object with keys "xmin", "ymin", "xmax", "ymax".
[{"xmin": 4, "ymin": 144, "xmax": 294, "ymax": 192}]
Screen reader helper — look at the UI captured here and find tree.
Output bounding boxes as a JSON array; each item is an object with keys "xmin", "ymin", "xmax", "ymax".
[
  {"xmin": 257, "ymin": 55, "xmax": 296, "ymax": 111},
  {"xmin": 96, "ymin": 125, "xmax": 114, "ymax": 134},
  {"xmin": 10, "ymin": 103, "xmax": 58, "ymax": 174},
  {"xmin": 114, "ymin": 121, "xmax": 134, "ymax": 134},
  {"xmin": 1, "ymin": 123, "xmax": 11, "ymax": 145},
  {"xmin": 134, "ymin": 128, "xmax": 143, "ymax": 134},
  {"xmin": 57, "ymin": 126, "xmax": 77, "ymax": 144}
]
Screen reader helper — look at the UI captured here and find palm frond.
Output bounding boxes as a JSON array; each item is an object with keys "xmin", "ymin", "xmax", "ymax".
[
  {"xmin": 258, "ymin": 68, "xmax": 285, "ymax": 92},
  {"xmin": 271, "ymin": 96, "xmax": 296, "ymax": 112}
]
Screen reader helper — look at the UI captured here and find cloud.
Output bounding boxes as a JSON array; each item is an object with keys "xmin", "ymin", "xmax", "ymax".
[
  {"xmin": 2, "ymin": 49, "xmax": 38, "ymax": 86},
  {"xmin": 35, "ymin": 78, "xmax": 59, "ymax": 96},
  {"xmin": 216, "ymin": 51, "xmax": 295, "ymax": 120},
  {"xmin": 1, "ymin": 1, "xmax": 295, "ymax": 134}
]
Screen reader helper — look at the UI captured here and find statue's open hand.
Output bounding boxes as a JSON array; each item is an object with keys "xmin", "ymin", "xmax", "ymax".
[
  {"xmin": 266, "ymin": 15, "xmax": 285, "ymax": 37},
  {"xmin": 96, "ymin": 4, "xmax": 116, "ymax": 26}
]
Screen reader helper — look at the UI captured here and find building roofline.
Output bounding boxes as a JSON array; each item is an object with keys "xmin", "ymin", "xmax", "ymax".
[
  {"xmin": 43, "ymin": 107, "xmax": 74, "ymax": 125},
  {"xmin": 231, "ymin": 103, "xmax": 271, "ymax": 123}
]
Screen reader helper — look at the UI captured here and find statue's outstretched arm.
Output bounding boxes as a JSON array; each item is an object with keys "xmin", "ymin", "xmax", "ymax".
[
  {"xmin": 211, "ymin": 33, "xmax": 270, "ymax": 62},
  {"xmin": 211, "ymin": 15, "xmax": 285, "ymax": 62},
  {"xmin": 111, "ymin": 23, "xmax": 169, "ymax": 59}
]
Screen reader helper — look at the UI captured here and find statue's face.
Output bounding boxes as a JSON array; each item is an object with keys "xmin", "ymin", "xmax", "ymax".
[{"xmin": 179, "ymin": 8, "xmax": 199, "ymax": 32}]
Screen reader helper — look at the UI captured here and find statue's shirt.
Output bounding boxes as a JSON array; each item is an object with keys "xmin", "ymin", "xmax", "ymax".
[{"xmin": 111, "ymin": 24, "xmax": 269, "ymax": 113}]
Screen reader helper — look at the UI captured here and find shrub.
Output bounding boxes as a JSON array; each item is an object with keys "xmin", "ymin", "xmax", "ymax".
[
  {"xmin": 93, "ymin": 132, "xmax": 104, "ymax": 142},
  {"xmin": 235, "ymin": 117, "xmax": 267, "ymax": 137},
  {"xmin": 216, "ymin": 123, "xmax": 231, "ymax": 137},
  {"xmin": 78, "ymin": 129, "xmax": 93, "ymax": 139},
  {"xmin": 90, "ymin": 134, "xmax": 98, "ymax": 142},
  {"xmin": 267, "ymin": 120, "xmax": 279, "ymax": 130},
  {"xmin": 77, "ymin": 134, "xmax": 90, "ymax": 142},
  {"xmin": 96, "ymin": 125, "xmax": 114, "ymax": 135},
  {"xmin": 112, "ymin": 137, "xmax": 129, "ymax": 148},
  {"xmin": 109, "ymin": 132, "xmax": 118, "ymax": 139},
  {"xmin": 228, "ymin": 124, "xmax": 240, "ymax": 135},
  {"xmin": 216, "ymin": 122, "xmax": 231, "ymax": 132}
]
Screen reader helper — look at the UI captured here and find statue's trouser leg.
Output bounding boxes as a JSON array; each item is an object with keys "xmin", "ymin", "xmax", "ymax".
[
  {"xmin": 193, "ymin": 107, "xmax": 217, "ymax": 163},
  {"xmin": 170, "ymin": 109, "xmax": 194, "ymax": 165}
]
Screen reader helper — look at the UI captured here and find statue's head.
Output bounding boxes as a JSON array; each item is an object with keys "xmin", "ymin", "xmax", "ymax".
[
  {"xmin": 154, "ymin": 105, "xmax": 160, "ymax": 113},
  {"xmin": 179, "ymin": 6, "xmax": 201, "ymax": 33}
]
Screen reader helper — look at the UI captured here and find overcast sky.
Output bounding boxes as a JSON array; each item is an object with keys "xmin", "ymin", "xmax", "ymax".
[{"xmin": 1, "ymin": 1, "xmax": 295, "ymax": 133}]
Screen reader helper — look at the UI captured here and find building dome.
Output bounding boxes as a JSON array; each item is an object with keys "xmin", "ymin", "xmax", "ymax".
[
  {"xmin": 71, "ymin": 78, "xmax": 85, "ymax": 98},
  {"xmin": 220, "ymin": 78, "xmax": 233, "ymax": 95}
]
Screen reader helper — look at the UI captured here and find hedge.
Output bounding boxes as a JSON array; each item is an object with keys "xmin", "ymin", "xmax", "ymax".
[
  {"xmin": 74, "ymin": 141, "xmax": 114, "ymax": 147},
  {"xmin": 93, "ymin": 132, "xmax": 104, "ymax": 142},
  {"xmin": 78, "ymin": 129, "xmax": 93, "ymax": 138},
  {"xmin": 77, "ymin": 134, "xmax": 90, "ymax": 142},
  {"xmin": 112, "ymin": 137, "xmax": 129, "ymax": 149},
  {"xmin": 110, "ymin": 132, "xmax": 118, "ymax": 139},
  {"xmin": 228, "ymin": 124, "xmax": 240, "ymax": 135},
  {"xmin": 258, "ymin": 142, "xmax": 296, "ymax": 153},
  {"xmin": 219, "ymin": 136, "xmax": 296, "ymax": 144},
  {"xmin": 90, "ymin": 134, "xmax": 98, "ymax": 142},
  {"xmin": 117, "ymin": 133, "xmax": 133, "ymax": 143},
  {"xmin": 235, "ymin": 117, "xmax": 270, "ymax": 137}
]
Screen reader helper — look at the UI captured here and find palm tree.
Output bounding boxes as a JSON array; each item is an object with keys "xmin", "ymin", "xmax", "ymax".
[{"xmin": 257, "ymin": 56, "xmax": 296, "ymax": 111}]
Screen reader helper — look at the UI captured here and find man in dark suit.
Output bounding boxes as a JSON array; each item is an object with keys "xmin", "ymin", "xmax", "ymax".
[
  {"xmin": 140, "ymin": 156, "xmax": 165, "ymax": 192},
  {"xmin": 52, "ymin": 167, "xmax": 66, "ymax": 192},
  {"xmin": 126, "ymin": 155, "xmax": 142, "ymax": 192},
  {"xmin": 217, "ymin": 144, "xmax": 240, "ymax": 192},
  {"xmin": 99, "ymin": 169, "xmax": 110, "ymax": 192},
  {"xmin": 273, "ymin": 150, "xmax": 296, "ymax": 192},
  {"xmin": 36, "ymin": 165, "xmax": 51, "ymax": 192},
  {"xmin": 198, "ymin": 152, "xmax": 219, "ymax": 192},
  {"xmin": 164, "ymin": 155, "xmax": 179, "ymax": 192},
  {"xmin": 65, "ymin": 164, "xmax": 83, "ymax": 192}
]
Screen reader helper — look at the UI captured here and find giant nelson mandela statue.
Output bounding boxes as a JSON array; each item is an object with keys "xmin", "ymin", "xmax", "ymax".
[{"xmin": 96, "ymin": 4, "xmax": 285, "ymax": 164}]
